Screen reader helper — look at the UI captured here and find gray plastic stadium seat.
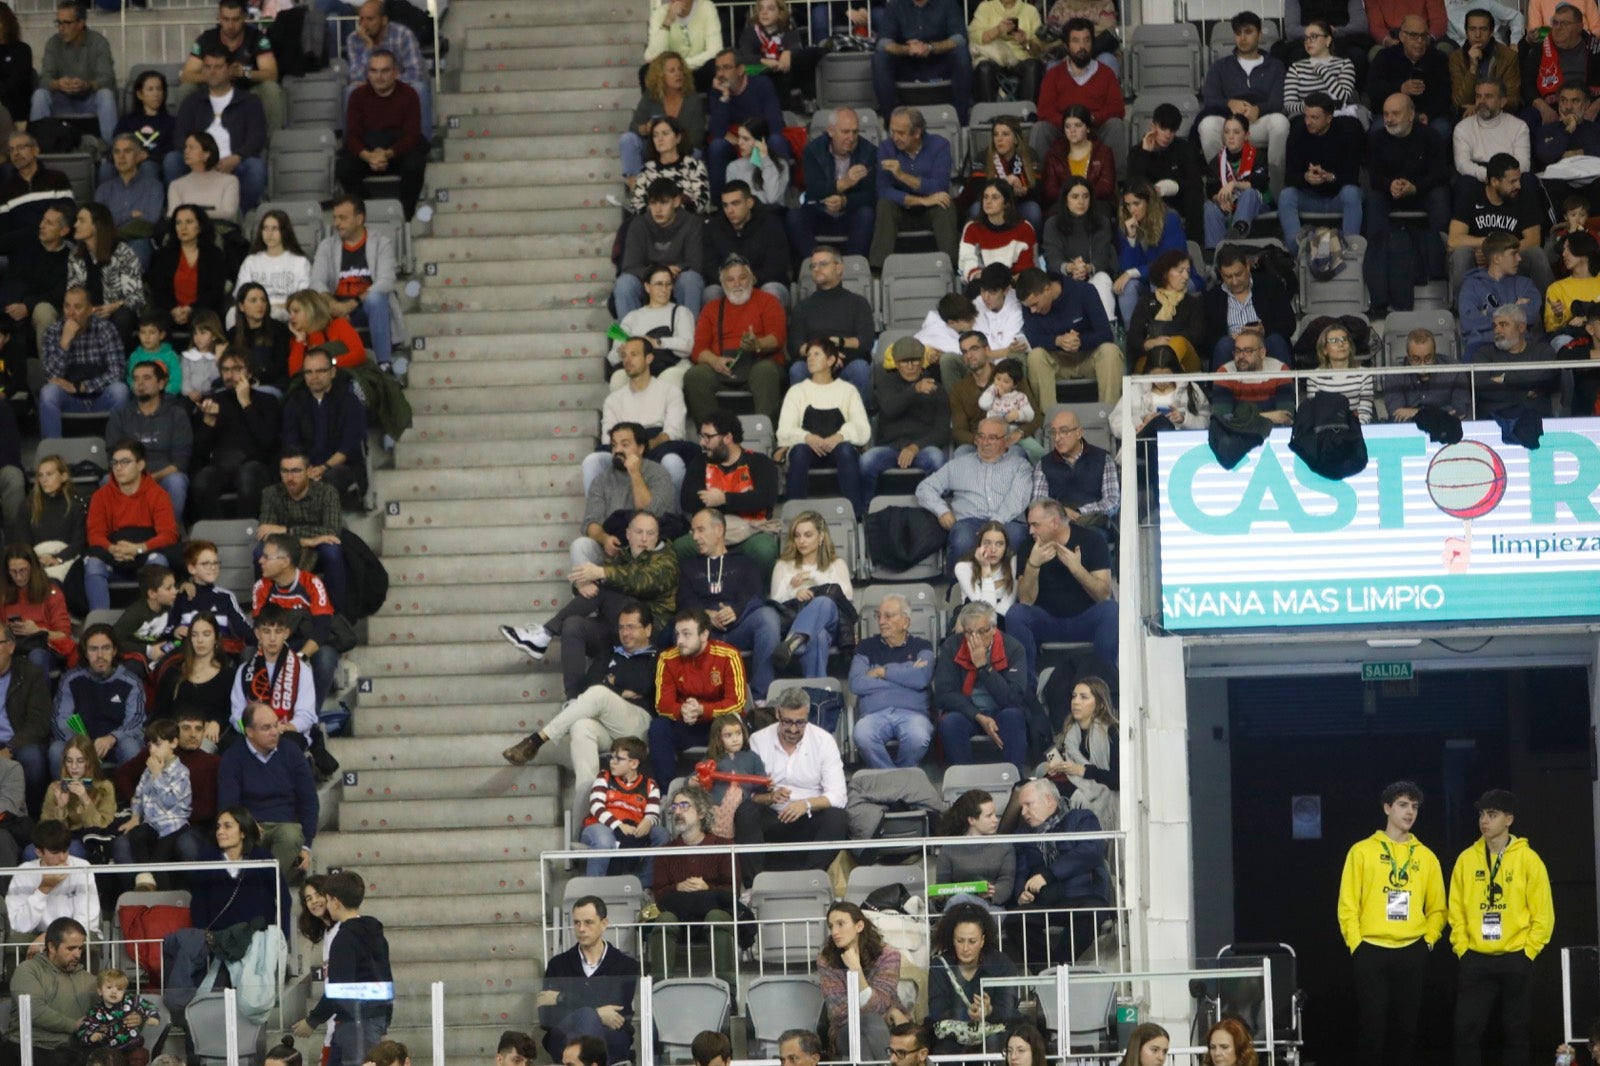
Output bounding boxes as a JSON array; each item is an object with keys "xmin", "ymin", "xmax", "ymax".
[
  {"xmin": 855, "ymin": 582, "xmax": 942, "ymax": 646},
  {"xmin": 1297, "ymin": 234, "xmax": 1368, "ymax": 318},
  {"xmin": 746, "ymin": 975, "xmax": 824, "ymax": 1056},
  {"xmin": 940, "ymin": 762, "xmax": 1020, "ymax": 810},
  {"xmin": 816, "ymin": 52, "xmax": 874, "ymax": 110},
  {"xmin": 1380, "ymin": 310, "xmax": 1461, "ymax": 366},
  {"xmin": 921, "ymin": 103, "xmax": 965, "ymax": 178},
  {"xmin": 244, "ymin": 200, "xmax": 327, "ymax": 250},
  {"xmin": 1128, "ymin": 23, "xmax": 1203, "ymax": 93},
  {"xmin": 881, "ymin": 252, "xmax": 954, "ymax": 331},
  {"xmin": 795, "ymin": 253, "xmax": 873, "ymax": 303},
  {"xmin": 749, "ymin": 869, "xmax": 831, "ymax": 965},
  {"xmin": 284, "ymin": 73, "xmax": 344, "ymax": 130},
  {"xmin": 268, "ymin": 128, "xmax": 337, "ymax": 201},
  {"xmin": 806, "ymin": 108, "xmax": 882, "ymax": 145},
  {"xmin": 651, "ymin": 978, "xmax": 732, "ymax": 1060}
]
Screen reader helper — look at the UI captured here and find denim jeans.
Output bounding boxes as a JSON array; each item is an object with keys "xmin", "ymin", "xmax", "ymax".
[
  {"xmin": 861, "ymin": 444, "xmax": 945, "ymax": 499},
  {"xmin": 786, "ymin": 441, "xmax": 864, "ymax": 517},
  {"xmin": 38, "ymin": 382, "xmax": 130, "ymax": 440},
  {"xmin": 1004, "ymin": 600, "xmax": 1120, "ymax": 682},
  {"xmin": 646, "ymin": 716, "xmax": 711, "ymax": 790},
  {"xmin": 1212, "ymin": 332, "xmax": 1293, "ymax": 371},
  {"xmin": 158, "ymin": 472, "xmax": 189, "ymax": 525},
  {"xmin": 1202, "ymin": 186, "xmax": 1265, "ymax": 248},
  {"xmin": 854, "ymin": 705, "xmax": 935, "ymax": 768},
  {"xmin": 30, "ymin": 87, "xmax": 116, "ymax": 141},
  {"xmin": 349, "ymin": 290, "xmax": 393, "ymax": 365},
  {"xmin": 937, "ymin": 706, "xmax": 1028, "ymax": 775},
  {"xmin": 84, "ymin": 550, "xmax": 169, "ymax": 611},
  {"xmin": 619, "ymin": 131, "xmax": 646, "ymax": 177},
  {"xmin": 785, "ymin": 595, "xmax": 840, "ymax": 677},
  {"xmin": 715, "ymin": 605, "xmax": 780, "ymax": 702},
  {"xmin": 614, "ymin": 270, "xmax": 704, "ymax": 318},
  {"xmin": 872, "ymin": 36, "xmax": 972, "ymax": 123},
  {"xmin": 1277, "ymin": 183, "xmax": 1362, "ymax": 245},
  {"xmin": 580, "ymin": 820, "xmax": 670, "ymax": 879},
  {"xmin": 787, "ymin": 202, "xmax": 876, "ymax": 259}
]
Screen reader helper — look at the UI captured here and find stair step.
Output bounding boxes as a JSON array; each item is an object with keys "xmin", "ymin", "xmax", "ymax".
[
  {"xmin": 367, "ymin": 612, "xmax": 568, "ymax": 646},
  {"xmin": 361, "ymin": 641, "xmax": 558, "ymax": 677},
  {"xmin": 409, "ymin": 333, "xmax": 610, "ymax": 363},
  {"xmin": 383, "ymin": 500, "xmax": 587, "ymax": 532},
  {"xmin": 424, "ymin": 205, "xmax": 620, "ymax": 236},
  {"xmin": 408, "ymin": 385, "xmax": 608, "ymax": 415},
  {"xmin": 375, "ymin": 467, "xmax": 585, "ymax": 502},
  {"xmin": 451, "ymin": 1, "xmax": 643, "ymax": 28},
  {"xmin": 415, "ymin": 282, "xmax": 610, "ymax": 315},
  {"xmin": 365, "ymin": 674, "xmax": 567, "ymax": 707},
  {"xmin": 403, "ymin": 359, "xmax": 608, "ymax": 390},
  {"xmin": 385, "ymin": 990, "xmax": 540, "ymax": 1029},
  {"xmin": 357, "ymin": 702, "xmax": 555, "ymax": 737},
  {"xmin": 339, "ymin": 795, "xmax": 560, "ymax": 832},
  {"xmin": 412, "ymin": 258, "xmax": 616, "ymax": 288},
  {"xmin": 440, "ymin": 88, "xmax": 635, "ymax": 116},
  {"xmin": 393, "ymin": 439, "xmax": 601, "ymax": 470},
  {"xmin": 384, "ymin": 551, "xmax": 576, "ymax": 585},
  {"xmin": 414, "ymin": 231, "xmax": 613, "ymax": 261},
  {"xmin": 406, "ymin": 410, "xmax": 597, "ymax": 439},
  {"xmin": 458, "ymin": 67, "xmax": 642, "ymax": 95},
  {"xmin": 443, "ymin": 135, "xmax": 619, "ymax": 163},
  {"xmin": 467, "ymin": 23, "xmax": 644, "ymax": 48},
  {"xmin": 431, "ymin": 184, "xmax": 620, "ymax": 213},
  {"xmin": 356, "ymin": 862, "xmax": 546, "ymax": 900},
  {"xmin": 314, "ymin": 825, "xmax": 563, "ymax": 865},
  {"xmin": 408, "ymin": 308, "xmax": 613, "ymax": 338},
  {"xmin": 340, "ymin": 764, "xmax": 560, "ymax": 802},
  {"xmin": 381, "ymin": 525, "xmax": 577, "ymax": 557},
  {"xmin": 390, "ymin": 959, "xmax": 538, "ymax": 989}
]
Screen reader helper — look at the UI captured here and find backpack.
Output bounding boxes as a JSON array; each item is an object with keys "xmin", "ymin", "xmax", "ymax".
[
  {"xmin": 338, "ymin": 527, "xmax": 389, "ymax": 621},
  {"xmin": 120, "ymin": 902, "xmax": 192, "ymax": 980},
  {"xmin": 1304, "ymin": 226, "xmax": 1347, "ymax": 283}
]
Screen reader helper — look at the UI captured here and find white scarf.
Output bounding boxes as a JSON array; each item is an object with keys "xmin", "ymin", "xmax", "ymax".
[{"xmin": 1061, "ymin": 720, "xmax": 1117, "ymax": 830}]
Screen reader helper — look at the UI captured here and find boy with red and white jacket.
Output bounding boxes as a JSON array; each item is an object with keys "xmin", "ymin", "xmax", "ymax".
[{"xmin": 580, "ymin": 734, "xmax": 668, "ymax": 878}]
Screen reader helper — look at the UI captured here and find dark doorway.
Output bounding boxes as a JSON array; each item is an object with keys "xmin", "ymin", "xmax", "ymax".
[{"xmin": 1225, "ymin": 667, "xmax": 1595, "ymax": 1066}]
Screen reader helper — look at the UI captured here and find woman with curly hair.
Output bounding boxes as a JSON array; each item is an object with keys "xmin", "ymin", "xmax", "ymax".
[
  {"xmin": 928, "ymin": 902, "xmax": 1019, "ymax": 1057},
  {"xmin": 818, "ymin": 901, "xmax": 910, "ymax": 1058}
]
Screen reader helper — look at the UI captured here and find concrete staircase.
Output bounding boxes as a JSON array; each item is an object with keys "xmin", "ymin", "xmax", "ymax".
[{"xmin": 314, "ymin": 1, "xmax": 645, "ymax": 1058}]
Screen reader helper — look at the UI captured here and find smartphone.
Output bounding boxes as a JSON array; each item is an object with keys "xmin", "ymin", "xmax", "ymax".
[{"xmin": 1045, "ymin": 747, "xmax": 1062, "ymax": 765}]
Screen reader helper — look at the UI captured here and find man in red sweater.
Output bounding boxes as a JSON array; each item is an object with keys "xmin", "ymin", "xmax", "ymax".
[
  {"xmin": 84, "ymin": 439, "xmax": 179, "ymax": 613},
  {"xmin": 681, "ymin": 257, "xmax": 788, "ymax": 425},
  {"xmin": 1030, "ymin": 19, "xmax": 1128, "ymax": 163},
  {"xmin": 646, "ymin": 609, "xmax": 746, "ymax": 789},
  {"xmin": 335, "ymin": 49, "xmax": 427, "ymax": 219}
]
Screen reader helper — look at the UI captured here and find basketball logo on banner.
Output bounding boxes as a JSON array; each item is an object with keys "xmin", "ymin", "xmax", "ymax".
[{"xmin": 1426, "ymin": 441, "xmax": 1508, "ymax": 573}]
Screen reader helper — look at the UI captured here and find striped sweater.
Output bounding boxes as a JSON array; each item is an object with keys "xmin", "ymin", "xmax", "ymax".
[
  {"xmin": 958, "ymin": 218, "xmax": 1038, "ymax": 281},
  {"xmin": 1306, "ymin": 370, "xmax": 1377, "ymax": 424},
  {"xmin": 585, "ymin": 770, "xmax": 661, "ymax": 830},
  {"xmin": 1283, "ymin": 56, "xmax": 1358, "ymax": 115}
]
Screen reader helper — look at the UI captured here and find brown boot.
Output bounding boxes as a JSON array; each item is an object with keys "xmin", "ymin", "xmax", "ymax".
[{"xmin": 502, "ymin": 733, "xmax": 544, "ymax": 765}]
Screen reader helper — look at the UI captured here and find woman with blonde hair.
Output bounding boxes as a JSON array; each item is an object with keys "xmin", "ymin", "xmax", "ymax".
[
  {"xmin": 20, "ymin": 454, "xmax": 85, "ymax": 583},
  {"xmin": 286, "ymin": 289, "xmax": 365, "ymax": 375},
  {"xmin": 622, "ymin": 51, "xmax": 706, "ymax": 189},
  {"xmin": 770, "ymin": 508, "xmax": 855, "ymax": 677},
  {"xmin": 1043, "ymin": 675, "xmax": 1120, "ymax": 830},
  {"xmin": 1113, "ymin": 181, "xmax": 1187, "ymax": 325},
  {"xmin": 1306, "ymin": 321, "xmax": 1375, "ymax": 423},
  {"xmin": 42, "ymin": 734, "xmax": 117, "ymax": 847}
]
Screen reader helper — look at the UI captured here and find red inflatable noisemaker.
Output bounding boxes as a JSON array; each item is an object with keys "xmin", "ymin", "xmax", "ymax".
[{"xmin": 694, "ymin": 760, "xmax": 771, "ymax": 792}]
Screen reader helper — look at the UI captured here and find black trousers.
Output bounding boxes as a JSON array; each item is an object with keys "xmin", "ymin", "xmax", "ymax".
[
  {"xmin": 1454, "ymin": 949, "xmax": 1535, "ymax": 1066},
  {"xmin": 732, "ymin": 802, "xmax": 849, "ymax": 885},
  {"xmin": 1353, "ymin": 938, "xmax": 1430, "ymax": 1066}
]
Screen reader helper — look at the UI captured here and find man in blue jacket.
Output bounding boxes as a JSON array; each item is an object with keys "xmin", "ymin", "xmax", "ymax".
[
  {"xmin": 790, "ymin": 108, "xmax": 877, "ymax": 259},
  {"xmin": 1016, "ymin": 267, "xmax": 1123, "ymax": 407},
  {"xmin": 707, "ymin": 49, "xmax": 788, "ymax": 197},
  {"xmin": 50, "ymin": 624, "xmax": 144, "ymax": 775},
  {"xmin": 1013, "ymin": 777, "xmax": 1111, "ymax": 964},
  {"xmin": 217, "ymin": 701, "xmax": 319, "ymax": 882}
]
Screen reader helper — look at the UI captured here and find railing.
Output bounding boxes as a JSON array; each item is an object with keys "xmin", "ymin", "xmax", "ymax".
[
  {"xmin": 1561, "ymin": 946, "xmax": 1599, "ymax": 1045},
  {"xmin": 705, "ymin": 0, "xmax": 1060, "ymax": 50}
]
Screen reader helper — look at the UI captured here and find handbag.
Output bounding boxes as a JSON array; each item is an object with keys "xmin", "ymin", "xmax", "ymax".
[
  {"xmin": 773, "ymin": 583, "xmax": 860, "ymax": 631},
  {"xmin": 932, "ymin": 956, "xmax": 1009, "ymax": 1046}
]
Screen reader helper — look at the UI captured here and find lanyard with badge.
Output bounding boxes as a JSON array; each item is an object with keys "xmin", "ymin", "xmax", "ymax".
[
  {"xmin": 1482, "ymin": 842, "xmax": 1505, "ymax": 941},
  {"xmin": 1381, "ymin": 841, "xmax": 1415, "ymax": 921}
]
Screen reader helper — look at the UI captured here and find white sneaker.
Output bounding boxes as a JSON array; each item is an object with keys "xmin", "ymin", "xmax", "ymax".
[
  {"xmin": 500, "ymin": 623, "xmax": 551, "ymax": 661},
  {"xmin": 135, "ymin": 873, "xmax": 157, "ymax": 891}
]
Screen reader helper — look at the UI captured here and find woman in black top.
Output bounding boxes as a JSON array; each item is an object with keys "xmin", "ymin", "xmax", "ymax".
[
  {"xmin": 0, "ymin": 4, "xmax": 32, "ymax": 128},
  {"xmin": 153, "ymin": 614, "xmax": 233, "ymax": 744},
  {"xmin": 112, "ymin": 69, "xmax": 175, "ymax": 173},
  {"xmin": 149, "ymin": 204, "xmax": 228, "ymax": 327},
  {"xmin": 20, "ymin": 454, "xmax": 86, "ymax": 584},
  {"xmin": 230, "ymin": 282, "xmax": 291, "ymax": 391}
]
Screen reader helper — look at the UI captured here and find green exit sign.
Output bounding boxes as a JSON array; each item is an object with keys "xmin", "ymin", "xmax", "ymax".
[{"xmin": 1362, "ymin": 661, "xmax": 1414, "ymax": 682}]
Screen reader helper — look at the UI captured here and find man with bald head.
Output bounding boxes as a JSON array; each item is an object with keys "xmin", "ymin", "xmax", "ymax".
[
  {"xmin": 1031, "ymin": 409, "xmax": 1118, "ymax": 527},
  {"xmin": 791, "ymin": 107, "xmax": 877, "ymax": 258},
  {"xmin": 1366, "ymin": 92, "xmax": 1453, "ymax": 298},
  {"xmin": 1369, "ymin": 16, "xmax": 1453, "ymax": 135},
  {"xmin": 914, "ymin": 416, "xmax": 1033, "ymax": 568},
  {"xmin": 848, "ymin": 593, "xmax": 935, "ymax": 769}
]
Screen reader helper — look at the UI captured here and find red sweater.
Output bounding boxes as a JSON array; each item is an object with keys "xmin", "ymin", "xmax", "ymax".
[
  {"xmin": 1041, "ymin": 139, "xmax": 1117, "ymax": 208},
  {"xmin": 344, "ymin": 81, "xmax": 423, "ymax": 158},
  {"xmin": 288, "ymin": 317, "xmax": 366, "ymax": 376},
  {"xmin": 4, "ymin": 584, "xmax": 76, "ymax": 664},
  {"xmin": 87, "ymin": 476, "xmax": 179, "ymax": 553},
  {"xmin": 1037, "ymin": 62, "xmax": 1126, "ymax": 134},
  {"xmin": 654, "ymin": 640, "xmax": 746, "ymax": 720},
  {"xmin": 692, "ymin": 291, "xmax": 788, "ymax": 366},
  {"xmin": 959, "ymin": 218, "xmax": 1038, "ymax": 280},
  {"xmin": 652, "ymin": 832, "xmax": 735, "ymax": 899}
]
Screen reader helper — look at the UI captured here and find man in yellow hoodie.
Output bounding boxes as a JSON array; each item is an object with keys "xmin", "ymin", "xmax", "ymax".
[
  {"xmin": 1337, "ymin": 780, "xmax": 1447, "ymax": 1066},
  {"xmin": 1448, "ymin": 788, "xmax": 1555, "ymax": 1066}
]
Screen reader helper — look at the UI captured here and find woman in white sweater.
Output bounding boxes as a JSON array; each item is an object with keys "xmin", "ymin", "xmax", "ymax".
[
  {"xmin": 234, "ymin": 210, "xmax": 312, "ymax": 322},
  {"xmin": 775, "ymin": 338, "xmax": 871, "ymax": 516},
  {"xmin": 770, "ymin": 511, "xmax": 855, "ymax": 676},
  {"xmin": 167, "ymin": 133, "xmax": 240, "ymax": 223},
  {"xmin": 1305, "ymin": 321, "xmax": 1375, "ymax": 422},
  {"xmin": 608, "ymin": 264, "xmax": 697, "ymax": 389},
  {"xmin": 952, "ymin": 521, "xmax": 1019, "ymax": 617}
]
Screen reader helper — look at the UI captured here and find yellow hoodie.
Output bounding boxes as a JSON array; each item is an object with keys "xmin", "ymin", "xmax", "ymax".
[
  {"xmin": 1448, "ymin": 836, "xmax": 1554, "ymax": 959},
  {"xmin": 1337, "ymin": 830, "xmax": 1447, "ymax": 952}
]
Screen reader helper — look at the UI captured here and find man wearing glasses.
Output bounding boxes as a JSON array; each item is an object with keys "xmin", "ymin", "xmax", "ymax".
[
  {"xmin": 647, "ymin": 784, "xmax": 736, "ymax": 981},
  {"xmin": 676, "ymin": 410, "xmax": 781, "ymax": 579},
  {"xmin": 280, "ymin": 346, "xmax": 366, "ymax": 508},
  {"xmin": 0, "ymin": 133, "xmax": 73, "ymax": 248},
  {"xmin": 28, "ymin": 2, "xmax": 117, "ymax": 142},
  {"xmin": 1368, "ymin": 16, "xmax": 1453, "ymax": 135},
  {"xmin": 257, "ymin": 449, "xmax": 347, "ymax": 616},
  {"xmin": 736, "ymin": 686, "xmax": 847, "ymax": 882},
  {"xmin": 83, "ymin": 439, "xmax": 177, "ymax": 613},
  {"xmin": 1211, "ymin": 325, "xmax": 1296, "ymax": 424},
  {"xmin": 913, "ymin": 416, "xmax": 1033, "ymax": 570},
  {"xmin": 1031, "ymin": 410, "xmax": 1118, "ymax": 528}
]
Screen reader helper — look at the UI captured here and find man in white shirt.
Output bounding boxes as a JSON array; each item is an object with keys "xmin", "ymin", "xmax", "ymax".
[
  {"xmin": 166, "ymin": 46, "xmax": 269, "ymax": 213},
  {"xmin": 735, "ymin": 687, "xmax": 848, "ymax": 883},
  {"xmin": 5, "ymin": 820, "xmax": 99, "ymax": 957},
  {"xmin": 586, "ymin": 338, "xmax": 692, "ymax": 493}
]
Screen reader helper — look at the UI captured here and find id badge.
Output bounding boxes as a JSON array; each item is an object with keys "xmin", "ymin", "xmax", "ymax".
[
  {"xmin": 1386, "ymin": 890, "xmax": 1411, "ymax": 922},
  {"xmin": 1481, "ymin": 911, "xmax": 1503, "ymax": 941}
]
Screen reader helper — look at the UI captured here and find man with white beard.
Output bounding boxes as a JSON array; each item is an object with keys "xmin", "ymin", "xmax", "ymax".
[{"xmin": 681, "ymin": 255, "xmax": 787, "ymax": 424}]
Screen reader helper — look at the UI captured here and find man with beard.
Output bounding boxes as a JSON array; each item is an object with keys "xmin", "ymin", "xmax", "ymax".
[
  {"xmin": 647, "ymin": 609, "xmax": 746, "ymax": 794},
  {"xmin": 2, "ymin": 916, "xmax": 95, "ymax": 1066},
  {"xmin": 1366, "ymin": 93, "xmax": 1453, "ymax": 297},
  {"xmin": 676, "ymin": 409, "xmax": 781, "ymax": 577},
  {"xmin": 1449, "ymin": 8, "xmax": 1521, "ymax": 120},
  {"xmin": 570, "ymin": 423, "xmax": 679, "ymax": 570},
  {"xmin": 1447, "ymin": 152, "xmax": 1550, "ymax": 298},
  {"xmin": 589, "ymin": 339, "xmax": 692, "ymax": 493},
  {"xmin": 675, "ymin": 509, "xmax": 779, "ymax": 713},
  {"xmin": 1469, "ymin": 304, "xmax": 1560, "ymax": 413},
  {"xmin": 49, "ymin": 623, "xmax": 145, "ymax": 772},
  {"xmin": 682, "ymin": 257, "xmax": 786, "ymax": 425},
  {"xmin": 106, "ymin": 360, "xmax": 192, "ymax": 523},
  {"xmin": 1031, "ymin": 18, "xmax": 1126, "ymax": 160},
  {"xmin": 1452, "ymin": 78, "xmax": 1530, "ymax": 188},
  {"xmin": 1211, "ymin": 325, "xmax": 1296, "ymax": 423},
  {"xmin": 1519, "ymin": 2, "xmax": 1600, "ymax": 129},
  {"xmin": 647, "ymin": 783, "xmax": 736, "ymax": 981}
]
